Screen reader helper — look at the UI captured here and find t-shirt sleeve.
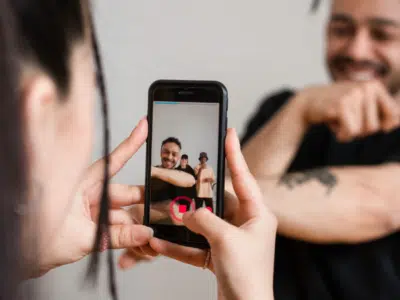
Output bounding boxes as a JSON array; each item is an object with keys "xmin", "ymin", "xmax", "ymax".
[
  {"xmin": 240, "ymin": 89, "xmax": 295, "ymax": 146},
  {"xmin": 383, "ymin": 132, "xmax": 400, "ymax": 163}
]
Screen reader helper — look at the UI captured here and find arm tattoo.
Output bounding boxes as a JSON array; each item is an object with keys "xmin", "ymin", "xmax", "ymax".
[{"xmin": 278, "ymin": 168, "xmax": 337, "ymax": 195}]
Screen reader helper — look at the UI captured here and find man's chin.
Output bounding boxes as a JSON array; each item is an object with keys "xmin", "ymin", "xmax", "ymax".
[
  {"xmin": 331, "ymin": 69, "xmax": 389, "ymax": 84},
  {"xmin": 162, "ymin": 164, "xmax": 174, "ymax": 169}
]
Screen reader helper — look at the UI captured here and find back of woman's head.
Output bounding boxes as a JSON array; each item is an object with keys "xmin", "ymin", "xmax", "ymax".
[{"xmin": 0, "ymin": 0, "xmax": 114, "ymax": 299}]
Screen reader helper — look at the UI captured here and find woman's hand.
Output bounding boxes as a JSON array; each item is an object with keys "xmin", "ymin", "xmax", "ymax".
[
  {"xmin": 150, "ymin": 129, "xmax": 277, "ymax": 300},
  {"xmin": 35, "ymin": 118, "xmax": 153, "ymax": 277}
]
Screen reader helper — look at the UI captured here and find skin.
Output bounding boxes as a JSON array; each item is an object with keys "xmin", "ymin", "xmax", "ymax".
[
  {"xmin": 120, "ymin": 131, "xmax": 277, "ymax": 300},
  {"xmin": 21, "ymin": 19, "xmax": 154, "ymax": 277},
  {"xmin": 239, "ymin": 0, "xmax": 400, "ymax": 244},
  {"xmin": 19, "ymin": 6, "xmax": 278, "ymax": 299},
  {"xmin": 180, "ymin": 158, "xmax": 188, "ymax": 169},
  {"xmin": 119, "ymin": 0, "xmax": 400, "ymax": 271},
  {"xmin": 197, "ymin": 158, "xmax": 214, "ymax": 183},
  {"xmin": 326, "ymin": 0, "xmax": 400, "ymax": 94},
  {"xmin": 148, "ymin": 143, "xmax": 195, "ymax": 225},
  {"xmin": 151, "ymin": 130, "xmax": 276, "ymax": 300},
  {"xmin": 160, "ymin": 142, "xmax": 181, "ymax": 169}
]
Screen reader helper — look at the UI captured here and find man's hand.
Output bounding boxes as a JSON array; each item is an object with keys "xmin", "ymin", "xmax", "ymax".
[
  {"xmin": 298, "ymin": 80, "xmax": 400, "ymax": 142},
  {"xmin": 241, "ymin": 81, "xmax": 400, "ymax": 245},
  {"xmin": 151, "ymin": 167, "xmax": 195, "ymax": 187}
]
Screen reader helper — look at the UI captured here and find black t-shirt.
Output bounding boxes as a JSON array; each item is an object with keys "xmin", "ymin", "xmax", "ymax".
[
  {"xmin": 241, "ymin": 89, "xmax": 400, "ymax": 300},
  {"xmin": 175, "ymin": 165, "xmax": 197, "ymax": 199},
  {"xmin": 150, "ymin": 166, "xmax": 177, "ymax": 204}
]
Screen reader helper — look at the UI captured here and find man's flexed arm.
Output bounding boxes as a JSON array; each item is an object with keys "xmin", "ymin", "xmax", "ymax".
[
  {"xmin": 244, "ymin": 81, "xmax": 400, "ymax": 178},
  {"xmin": 151, "ymin": 167, "xmax": 195, "ymax": 187},
  {"xmin": 227, "ymin": 163, "xmax": 400, "ymax": 244},
  {"xmin": 239, "ymin": 81, "xmax": 400, "ymax": 243}
]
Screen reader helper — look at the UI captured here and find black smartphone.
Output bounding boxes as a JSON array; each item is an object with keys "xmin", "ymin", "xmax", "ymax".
[{"xmin": 144, "ymin": 79, "xmax": 228, "ymax": 249}]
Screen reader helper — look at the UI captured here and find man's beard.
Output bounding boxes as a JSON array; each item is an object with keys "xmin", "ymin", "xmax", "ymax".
[
  {"xmin": 329, "ymin": 55, "xmax": 389, "ymax": 81},
  {"xmin": 162, "ymin": 158, "xmax": 176, "ymax": 169}
]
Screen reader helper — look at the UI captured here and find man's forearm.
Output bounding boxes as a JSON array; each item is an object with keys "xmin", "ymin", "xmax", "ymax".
[
  {"xmin": 226, "ymin": 164, "xmax": 399, "ymax": 243},
  {"xmin": 243, "ymin": 95, "xmax": 309, "ymax": 177},
  {"xmin": 153, "ymin": 168, "xmax": 195, "ymax": 187}
]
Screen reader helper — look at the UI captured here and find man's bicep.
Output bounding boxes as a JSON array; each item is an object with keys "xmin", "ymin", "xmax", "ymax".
[
  {"xmin": 276, "ymin": 163, "xmax": 399, "ymax": 195},
  {"xmin": 262, "ymin": 164, "xmax": 400, "ymax": 243}
]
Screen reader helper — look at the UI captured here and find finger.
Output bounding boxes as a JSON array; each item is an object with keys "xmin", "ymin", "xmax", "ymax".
[
  {"xmin": 89, "ymin": 184, "xmax": 145, "ymax": 207},
  {"xmin": 118, "ymin": 249, "xmax": 155, "ymax": 270},
  {"xmin": 182, "ymin": 208, "xmax": 234, "ymax": 244},
  {"xmin": 223, "ymin": 187, "xmax": 239, "ymax": 222},
  {"xmin": 349, "ymin": 96, "xmax": 362, "ymax": 137},
  {"xmin": 336, "ymin": 100, "xmax": 358, "ymax": 141},
  {"xmin": 108, "ymin": 224, "xmax": 153, "ymax": 249},
  {"xmin": 328, "ymin": 121, "xmax": 340, "ymax": 134},
  {"xmin": 90, "ymin": 208, "xmax": 133, "ymax": 225},
  {"xmin": 109, "ymin": 209, "xmax": 133, "ymax": 225},
  {"xmin": 363, "ymin": 89, "xmax": 379, "ymax": 136},
  {"xmin": 375, "ymin": 85, "xmax": 400, "ymax": 131},
  {"xmin": 128, "ymin": 204, "xmax": 145, "ymax": 224},
  {"xmin": 85, "ymin": 117, "xmax": 148, "ymax": 187},
  {"xmin": 139, "ymin": 244, "xmax": 159, "ymax": 257},
  {"xmin": 150, "ymin": 238, "xmax": 212, "ymax": 271},
  {"xmin": 225, "ymin": 128, "xmax": 264, "ymax": 217}
]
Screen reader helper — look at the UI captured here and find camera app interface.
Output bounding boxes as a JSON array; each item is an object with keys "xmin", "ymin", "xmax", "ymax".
[{"xmin": 149, "ymin": 100, "xmax": 220, "ymax": 226}]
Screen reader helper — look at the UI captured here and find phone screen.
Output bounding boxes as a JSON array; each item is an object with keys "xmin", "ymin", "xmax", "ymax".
[{"xmin": 148, "ymin": 99, "xmax": 220, "ymax": 226}]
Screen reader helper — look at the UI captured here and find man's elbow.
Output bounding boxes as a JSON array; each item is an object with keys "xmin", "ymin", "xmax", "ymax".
[
  {"xmin": 356, "ymin": 185, "xmax": 399, "ymax": 239},
  {"xmin": 184, "ymin": 176, "xmax": 196, "ymax": 187}
]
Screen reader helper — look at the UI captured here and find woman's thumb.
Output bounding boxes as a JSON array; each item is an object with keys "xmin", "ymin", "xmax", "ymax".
[{"xmin": 183, "ymin": 208, "xmax": 232, "ymax": 244}]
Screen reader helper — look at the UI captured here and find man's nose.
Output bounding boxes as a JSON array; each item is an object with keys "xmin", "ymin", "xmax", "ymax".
[{"xmin": 344, "ymin": 29, "xmax": 373, "ymax": 61}]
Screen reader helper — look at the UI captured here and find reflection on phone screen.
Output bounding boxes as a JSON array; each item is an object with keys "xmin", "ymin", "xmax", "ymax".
[{"xmin": 150, "ymin": 101, "xmax": 219, "ymax": 226}]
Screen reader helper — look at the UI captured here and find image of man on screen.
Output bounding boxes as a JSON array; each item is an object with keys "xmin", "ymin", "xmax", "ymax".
[
  {"xmin": 194, "ymin": 152, "xmax": 215, "ymax": 212},
  {"xmin": 175, "ymin": 154, "xmax": 197, "ymax": 213},
  {"xmin": 150, "ymin": 137, "xmax": 196, "ymax": 225}
]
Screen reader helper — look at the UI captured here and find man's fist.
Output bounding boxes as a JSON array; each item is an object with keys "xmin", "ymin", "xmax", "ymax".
[{"xmin": 297, "ymin": 81, "xmax": 400, "ymax": 142}]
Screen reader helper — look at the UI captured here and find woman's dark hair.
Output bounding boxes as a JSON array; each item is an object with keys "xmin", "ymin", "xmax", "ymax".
[
  {"xmin": 0, "ymin": 0, "xmax": 116, "ymax": 299},
  {"xmin": 310, "ymin": 0, "xmax": 321, "ymax": 12}
]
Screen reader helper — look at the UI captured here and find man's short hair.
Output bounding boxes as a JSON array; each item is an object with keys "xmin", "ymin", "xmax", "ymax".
[
  {"xmin": 181, "ymin": 154, "xmax": 188, "ymax": 160},
  {"xmin": 161, "ymin": 137, "xmax": 182, "ymax": 149}
]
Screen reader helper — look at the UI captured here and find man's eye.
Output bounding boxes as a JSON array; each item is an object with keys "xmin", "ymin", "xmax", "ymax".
[
  {"xmin": 371, "ymin": 29, "xmax": 394, "ymax": 42},
  {"xmin": 330, "ymin": 25, "xmax": 354, "ymax": 37}
]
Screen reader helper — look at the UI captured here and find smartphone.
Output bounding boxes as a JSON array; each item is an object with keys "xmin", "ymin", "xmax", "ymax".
[{"xmin": 144, "ymin": 79, "xmax": 228, "ymax": 249}]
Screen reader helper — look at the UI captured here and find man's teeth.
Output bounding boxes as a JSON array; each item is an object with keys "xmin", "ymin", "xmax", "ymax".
[{"xmin": 347, "ymin": 72, "xmax": 375, "ymax": 81}]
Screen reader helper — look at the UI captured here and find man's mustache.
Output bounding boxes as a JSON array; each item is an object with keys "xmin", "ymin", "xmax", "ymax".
[
  {"xmin": 162, "ymin": 158, "xmax": 175, "ymax": 163},
  {"xmin": 332, "ymin": 56, "xmax": 388, "ymax": 74}
]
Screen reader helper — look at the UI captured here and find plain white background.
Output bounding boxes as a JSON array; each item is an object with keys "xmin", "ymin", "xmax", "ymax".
[{"xmin": 31, "ymin": 0, "xmax": 331, "ymax": 299}]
